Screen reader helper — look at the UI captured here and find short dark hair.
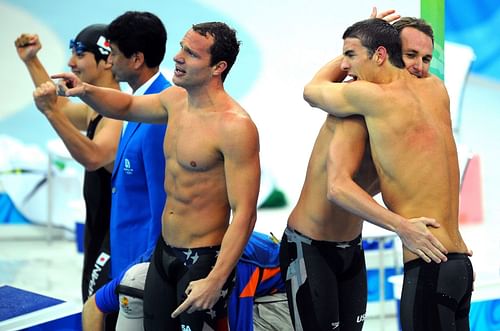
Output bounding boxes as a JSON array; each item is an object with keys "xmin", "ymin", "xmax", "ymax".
[
  {"xmin": 393, "ymin": 17, "xmax": 434, "ymax": 46},
  {"xmin": 343, "ymin": 18, "xmax": 404, "ymax": 69},
  {"xmin": 106, "ymin": 11, "xmax": 167, "ymax": 68},
  {"xmin": 192, "ymin": 22, "xmax": 240, "ymax": 82}
]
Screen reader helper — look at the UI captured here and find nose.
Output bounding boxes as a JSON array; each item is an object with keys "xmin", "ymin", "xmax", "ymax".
[
  {"xmin": 340, "ymin": 58, "xmax": 350, "ymax": 71},
  {"xmin": 67, "ymin": 53, "xmax": 77, "ymax": 68},
  {"xmin": 173, "ymin": 51, "xmax": 183, "ymax": 64},
  {"xmin": 413, "ymin": 58, "xmax": 423, "ymax": 76}
]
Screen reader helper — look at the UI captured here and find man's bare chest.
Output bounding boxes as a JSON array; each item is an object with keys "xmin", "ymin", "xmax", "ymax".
[{"xmin": 164, "ymin": 113, "xmax": 223, "ymax": 172}]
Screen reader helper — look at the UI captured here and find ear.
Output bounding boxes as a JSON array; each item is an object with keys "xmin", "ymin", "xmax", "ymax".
[
  {"xmin": 98, "ymin": 57, "xmax": 112, "ymax": 70},
  {"xmin": 212, "ymin": 61, "xmax": 228, "ymax": 78},
  {"xmin": 132, "ymin": 52, "xmax": 145, "ymax": 69},
  {"xmin": 103, "ymin": 59, "xmax": 113, "ymax": 70},
  {"xmin": 374, "ymin": 46, "xmax": 387, "ymax": 65}
]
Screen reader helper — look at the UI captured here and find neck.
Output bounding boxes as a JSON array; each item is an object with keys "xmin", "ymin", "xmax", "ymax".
[
  {"xmin": 94, "ymin": 73, "xmax": 120, "ymax": 90},
  {"xmin": 129, "ymin": 66, "xmax": 160, "ymax": 92},
  {"xmin": 187, "ymin": 79, "xmax": 227, "ymax": 110},
  {"xmin": 373, "ymin": 63, "xmax": 404, "ymax": 84}
]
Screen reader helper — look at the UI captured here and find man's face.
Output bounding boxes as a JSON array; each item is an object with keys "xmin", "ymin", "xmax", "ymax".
[
  {"xmin": 341, "ymin": 38, "xmax": 374, "ymax": 82},
  {"xmin": 108, "ymin": 42, "xmax": 134, "ymax": 83},
  {"xmin": 400, "ymin": 27, "xmax": 433, "ymax": 78},
  {"xmin": 67, "ymin": 50, "xmax": 104, "ymax": 85},
  {"xmin": 172, "ymin": 29, "xmax": 215, "ymax": 88}
]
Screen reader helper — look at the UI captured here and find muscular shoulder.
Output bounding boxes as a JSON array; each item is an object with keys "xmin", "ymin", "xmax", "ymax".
[
  {"xmin": 218, "ymin": 106, "xmax": 260, "ymax": 156},
  {"xmin": 220, "ymin": 107, "xmax": 258, "ymax": 138}
]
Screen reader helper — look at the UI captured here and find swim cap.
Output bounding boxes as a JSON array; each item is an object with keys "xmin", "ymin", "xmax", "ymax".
[{"xmin": 71, "ymin": 24, "xmax": 111, "ymax": 62}]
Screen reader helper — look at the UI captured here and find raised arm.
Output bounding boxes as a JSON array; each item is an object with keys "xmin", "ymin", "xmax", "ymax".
[
  {"xmin": 52, "ymin": 72, "xmax": 172, "ymax": 124},
  {"xmin": 18, "ymin": 33, "xmax": 120, "ymax": 171},
  {"xmin": 326, "ymin": 117, "xmax": 448, "ymax": 263},
  {"xmin": 15, "ymin": 33, "xmax": 90, "ymax": 129},
  {"xmin": 172, "ymin": 113, "xmax": 260, "ymax": 317}
]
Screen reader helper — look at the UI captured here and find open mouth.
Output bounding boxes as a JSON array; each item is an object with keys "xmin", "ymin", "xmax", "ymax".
[
  {"xmin": 174, "ymin": 66, "xmax": 186, "ymax": 76},
  {"xmin": 344, "ymin": 74, "xmax": 358, "ymax": 83}
]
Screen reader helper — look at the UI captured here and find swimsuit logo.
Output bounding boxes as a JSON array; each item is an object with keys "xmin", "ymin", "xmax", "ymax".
[
  {"xmin": 356, "ymin": 313, "xmax": 366, "ymax": 323},
  {"xmin": 88, "ymin": 252, "xmax": 110, "ymax": 297},
  {"xmin": 96, "ymin": 252, "xmax": 110, "ymax": 267},
  {"xmin": 181, "ymin": 325, "xmax": 192, "ymax": 331},
  {"xmin": 124, "ymin": 158, "xmax": 134, "ymax": 175}
]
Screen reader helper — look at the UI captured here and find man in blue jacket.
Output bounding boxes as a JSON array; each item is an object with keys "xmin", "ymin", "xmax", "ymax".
[
  {"xmin": 104, "ymin": 11, "xmax": 170, "ymax": 280},
  {"xmin": 82, "ymin": 11, "xmax": 170, "ymax": 330}
]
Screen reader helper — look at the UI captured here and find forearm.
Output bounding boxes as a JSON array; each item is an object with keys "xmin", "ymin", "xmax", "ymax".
[
  {"xmin": 23, "ymin": 56, "xmax": 52, "ymax": 87},
  {"xmin": 208, "ymin": 210, "xmax": 256, "ymax": 285},
  {"xmin": 327, "ymin": 177, "xmax": 404, "ymax": 232},
  {"xmin": 79, "ymin": 83, "xmax": 134, "ymax": 121},
  {"xmin": 311, "ymin": 55, "xmax": 346, "ymax": 84},
  {"xmin": 303, "ymin": 56, "xmax": 356, "ymax": 116},
  {"xmin": 82, "ymin": 295, "xmax": 104, "ymax": 331},
  {"xmin": 45, "ymin": 110, "xmax": 112, "ymax": 170}
]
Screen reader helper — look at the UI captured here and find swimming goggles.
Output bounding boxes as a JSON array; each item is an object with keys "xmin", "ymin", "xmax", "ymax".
[{"xmin": 69, "ymin": 39, "xmax": 88, "ymax": 56}]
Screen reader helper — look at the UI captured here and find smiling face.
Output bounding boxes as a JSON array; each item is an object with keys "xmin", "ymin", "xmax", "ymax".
[
  {"xmin": 341, "ymin": 37, "xmax": 375, "ymax": 82},
  {"xmin": 172, "ymin": 29, "xmax": 215, "ymax": 88},
  {"xmin": 67, "ymin": 50, "xmax": 106, "ymax": 85},
  {"xmin": 400, "ymin": 27, "xmax": 433, "ymax": 78}
]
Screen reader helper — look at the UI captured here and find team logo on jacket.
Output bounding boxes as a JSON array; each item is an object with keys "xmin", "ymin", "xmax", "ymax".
[{"xmin": 124, "ymin": 158, "xmax": 134, "ymax": 175}]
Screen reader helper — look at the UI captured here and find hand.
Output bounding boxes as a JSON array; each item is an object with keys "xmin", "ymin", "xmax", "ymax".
[
  {"xmin": 15, "ymin": 34, "xmax": 42, "ymax": 62},
  {"xmin": 33, "ymin": 81, "xmax": 58, "ymax": 115},
  {"xmin": 370, "ymin": 7, "xmax": 401, "ymax": 23},
  {"xmin": 171, "ymin": 277, "xmax": 225, "ymax": 318},
  {"xmin": 51, "ymin": 72, "xmax": 84, "ymax": 97},
  {"xmin": 396, "ymin": 217, "xmax": 448, "ymax": 263}
]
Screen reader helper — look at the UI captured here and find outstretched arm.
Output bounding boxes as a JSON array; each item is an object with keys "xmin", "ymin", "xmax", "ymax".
[
  {"xmin": 172, "ymin": 115, "xmax": 260, "ymax": 317},
  {"xmin": 326, "ymin": 117, "xmax": 448, "ymax": 263},
  {"xmin": 52, "ymin": 72, "xmax": 172, "ymax": 124}
]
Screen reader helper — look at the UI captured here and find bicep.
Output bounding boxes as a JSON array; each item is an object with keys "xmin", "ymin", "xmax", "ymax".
[
  {"xmin": 91, "ymin": 118, "xmax": 122, "ymax": 160},
  {"xmin": 223, "ymin": 122, "xmax": 260, "ymax": 211},
  {"xmin": 128, "ymin": 87, "xmax": 182, "ymax": 124},
  {"xmin": 304, "ymin": 82, "xmax": 362, "ymax": 117},
  {"xmin": 127, "ymin": 94, "xmax": 168, "ymax": 124},
  {"xmin": 59, "ymin": 100, "xmax": 91, "ymax": 130}
]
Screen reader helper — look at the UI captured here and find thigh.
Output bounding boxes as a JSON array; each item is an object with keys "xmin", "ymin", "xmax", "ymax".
[
  {"xmin": 143, "ymin": 245, "xmax": 179, "ymax": 331},
  {"xmin": 337, "ymin": 250, "xmax": 367, "ymax": 330},
  {"xmin": 280, "ymin": 233, "xmax": 341, "ymax": 331},
  {"xmin": 178, "ymin": 255, "xmax": 233, "ymax": 331},
  {"xmin": 400, "ymin": 256, "xmax": 473, "ymax": 331}
]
